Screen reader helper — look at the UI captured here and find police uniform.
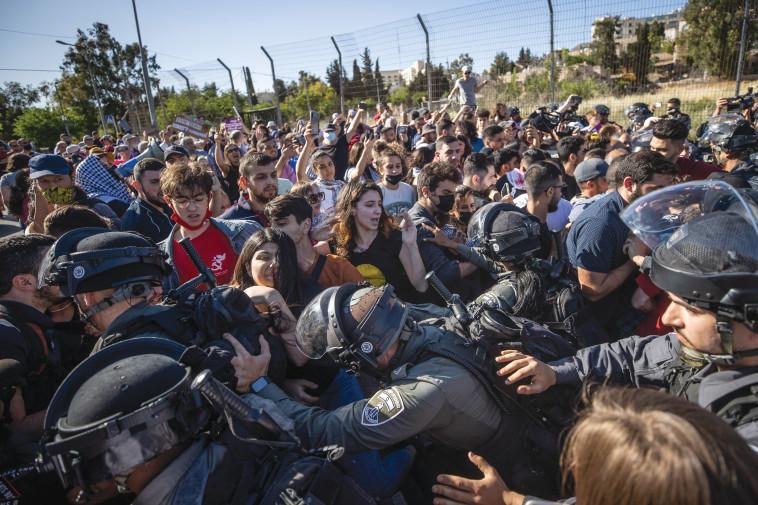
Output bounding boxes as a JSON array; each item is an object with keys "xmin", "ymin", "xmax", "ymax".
[
  {"xmin": 551, "ymin": 333, "xmax": 758, "ymax": 446},
  {"xmin": 258, "ymin": 323, "xmax": 501, "ymax": 453}
]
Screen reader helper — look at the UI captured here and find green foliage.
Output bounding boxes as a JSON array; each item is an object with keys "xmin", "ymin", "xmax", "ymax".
[
  {"xmin": 13, "ymin": 107, "xmax": 89, "ymax": 149},
  {"xmin": 625, "ymin": 22, "xmax": 653, "ymax": 86},
  {"xmin": 450, "ymin": 53, "xmax": 474, "ymax": 79},
  {"xmin": 648, "ymin": 21, "xmax": 666, "ymax": 53},
  {"xmin": 490, "ymin": 52, "xmax": 516, "ymax": 77},
  {"xmin": 523, "ymin": 71, "xmax": 551, "ymax": 101},
  {"xmin": 517, "ymin": 48, "xmax": 534, "ymax": 68},
  {"xmin": 0, "ymin": 82, "xmax": 39, "ymax": 136},
  {"xmin": 282, "ymin": 80, "xmax": 337, "ymax": 121},
  {"xmin": 163, "ymin": 87, "xmax": 239, "ymax": 127},
  {"xmin": 566, "ymin": 54, "xmax": 595, "ymax": 66},
  {"xmin": 590, "ymin": 16, "xmax": 621, "ymax": 73},
  {"xmin": 406, "ymin": 64, "xmax": 450, "ymax": 101},
  {"xmin": 559, "ymin": 70, "xmax": 602, "ymax": 99},
  {"xmin": 57, "ymin": 22, "xmax": 160, "ymax": 126},
  {"xmin": 682, "ymin": 0, "xmax": 755, "ymax": 78}
]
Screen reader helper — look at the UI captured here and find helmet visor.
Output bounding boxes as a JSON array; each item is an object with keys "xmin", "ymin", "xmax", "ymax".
[
  {"xmin": 621, "ymin": 180, "xmax": 758, "ymax": 250},
  {"xmin": 295, "ymin": 291, "xmax": 342, "ymax": 360}
]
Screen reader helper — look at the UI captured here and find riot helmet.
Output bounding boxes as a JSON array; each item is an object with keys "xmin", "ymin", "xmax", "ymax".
[
  {"xmin": 621, "ymin": 181, "xmax": 758, "ymax": 366},
  {"xmin": 38, "ymin": 338, "xmax": 211, "ymax": 500},
  {"xmin": 700, "ymin": 114, "xmax": 758, "ymax": 156},
  {"xmin": 295, "ymin": 283, "xmax": 410, "ymax": 377},
  {"xmin": 631, "ymin": 130, "xmax": 653, "ymax": 152},
  {"xmin": 468, "ymin": 202, "xmax": 542, "ymax": 265},
  {"xmin": 593, "ymin": 104, "xmax": 611, "ymax": 116},
  {"xmin": 38, "ymin": 228, "xmax": 172, "ymax": 318}
]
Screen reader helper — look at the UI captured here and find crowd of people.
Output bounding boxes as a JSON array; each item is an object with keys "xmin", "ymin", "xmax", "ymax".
[{"xmin": 0, "ymin": 90, "xmax": 757, "ymax": 505}]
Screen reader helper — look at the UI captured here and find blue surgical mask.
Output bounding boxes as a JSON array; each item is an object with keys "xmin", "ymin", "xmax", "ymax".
[{"xmin": 324, "ymin": 132, "xmax": 337, "ymax": 142}]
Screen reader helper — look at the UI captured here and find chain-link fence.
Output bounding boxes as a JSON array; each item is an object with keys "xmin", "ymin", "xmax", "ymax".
[{"xmin": 167, "ymin": 0, "xmax": 757, "ymax": 130}]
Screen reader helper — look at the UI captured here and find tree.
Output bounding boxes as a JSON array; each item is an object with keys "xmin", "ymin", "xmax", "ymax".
[
  {"xmin": 407, "ymin": 64, "xmax": 450, "ymax": 101},
  {"xmin": 490, "ymin": 52, "xmax": 515, "ymax": 77},
  {"xmin": 625, "ymin": 23, "xmax": 653, "ymax": 86},
  {"xmin": 13, "ymin": 107, "xmax": 89, "ymax": 149},
  {"xmin": 325, "ymin": 59, "xmax": 347, "ymax": 99},
  {"xmin": 516, "ymin": 48, "xmax": 534, "ymax": 68},
  {"xmin": 0, "ymin": 82, "xmax": 39, "ymax": 136},
  {"xmin": 361, "ymin": 48, "xmax": 375, "ymax": 100},
  {"xmin": 57, "ymin": 22, "xmax": 160, "ymax": 129},
  {"xmin": 346, "ymin": 59, "xmax": 362, "ymax": 100},
  {"xmin": 450, "ymin": 53, "xmax": 474, "ymax": 79},
  {"xmin": 682, "ymin": 0, "xmax": 756, "ymax": 78},
  {"xmin": 648, "ymin": 21, "xmax": 666, "ymax": 53},
  {"xmin": 590, "ymin": 16, "xmax": 621, "ymax": 73},
  {"xmin": 374, "ymin": 60, "xmax": 385, "ymax": 102}
]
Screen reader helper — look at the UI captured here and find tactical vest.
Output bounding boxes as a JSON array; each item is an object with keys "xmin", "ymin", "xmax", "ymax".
[{"xmin": 392, "ymin": 322, "xmax": 573, "ymax": 498}]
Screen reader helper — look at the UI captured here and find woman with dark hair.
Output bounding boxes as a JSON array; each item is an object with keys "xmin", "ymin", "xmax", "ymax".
[
  {"xmin": 333, "ymin": 179, "xmax": 427, "ymax": 301},
  {"xmin": 231, "ymin": 228, "xmax": 321, "ymax": 319}
]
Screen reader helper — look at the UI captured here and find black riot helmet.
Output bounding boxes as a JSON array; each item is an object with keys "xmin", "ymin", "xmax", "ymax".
[
  {"xmin": 467, "ymin": 202, "xmax": 542, "ymax": 266},
  {"xmin": 37, "ymin": 338, "xmax": 211, "ymax": 500},
  {"xmin": 38, "ymin": 228, "xmax": 172, "ymax": 318},
  {"xmin": 622, "ymin": 181, "xmax": 758, "ymax": 366},
  {"xmin": 593, "ymin": 104, "xmax": 611, "ymax": 116},
  {"xmin": 295, "ymin": 282, "xmax": 411, "ymax": 377},
  {"xmin": 700, "ymin": 114, "xmax": 758, "ymax": 155}
]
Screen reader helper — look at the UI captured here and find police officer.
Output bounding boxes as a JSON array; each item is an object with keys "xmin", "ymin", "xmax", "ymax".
[
  {"xmin": 467, "ymin": 203, "xmax": 608, "ymax": 349},
  {"xmin": 37, "ymin": 338, "xmax": 372, "ymax": 505},
  {"xmin": 497, "ymin": 186, "xmax": 758, "ymax": 446},
  {"xmin": 250, "ymin": 282, "xmax": 563, "ymax": 498},
  {"xmin": 36, "ymin": 228, "xmax": 286, "ymax": 393},
  {"xmin": 701, "ymin": 114, "xmax": 758, "ymax": 188}
]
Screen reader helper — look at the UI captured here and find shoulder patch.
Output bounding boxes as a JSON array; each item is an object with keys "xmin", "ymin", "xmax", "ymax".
[{"xmin": 361, "ymin": 387, "xmax": 405, "ymax": 426}]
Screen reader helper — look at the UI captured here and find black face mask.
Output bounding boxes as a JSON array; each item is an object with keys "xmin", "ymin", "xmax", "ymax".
[
  {"xmin": 435, "ymin": 194, "xmax": 455, "ymax": 213},
  {"xmin": 385, "ymin": 173, "xmax": 404, "ymax": 185},
  {"xmin": 458, "ymin": 211, "xmax": 474, "ymax": 225}
]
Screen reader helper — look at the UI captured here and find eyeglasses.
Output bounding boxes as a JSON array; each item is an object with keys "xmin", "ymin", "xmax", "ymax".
[
  {"xmin": 464, "ymin": 72, "xmax": 471, "ymax": 75},
  {"xmin": 552, "ymin": 183, "xmax": 567, "ymax": 191},
  {"xmin": 171, "ymin": 194, "xmax": 208, "ymax": 208},
  {"xmin": 306, "ymin": 192, "xmax": 325, "ymax": 204},
  {"xmin": 226, "ymin": 148, "xmax": 240, "ymax": 154}
]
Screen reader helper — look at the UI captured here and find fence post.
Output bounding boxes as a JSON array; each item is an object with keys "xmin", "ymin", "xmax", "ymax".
[
  {"xmin": 261, "ymin": 46, "xmax": 283, "ymax": 126},
  {"xmin": 244, "ymin": 67, "xmax": 257, "ymax": 110},
  {"xmin": 416, "ymin": 14, "xmax": 432, "ymax": 103},
  {"xmin": 174, "ymin": 69, "xmax": 196, "ymax": 116},
  {"xmin": 735, "ymin": 0, "xmax": 751, "ymax": 95},
  {"xmin": 217, "ymin": 58, "xmax": 240, "ymax": 113},
  {"xmin": 548, "ymin": 0, "xmax": 555, "ymax": 102},
  {"xmin": 332, "ymin": 37, "xmax": 345, "ymax": 115}
]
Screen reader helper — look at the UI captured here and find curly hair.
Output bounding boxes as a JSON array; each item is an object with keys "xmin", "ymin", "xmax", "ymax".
[{"xmin": 333, "ymin": 179, "xmax": 395, "ymax": 259}]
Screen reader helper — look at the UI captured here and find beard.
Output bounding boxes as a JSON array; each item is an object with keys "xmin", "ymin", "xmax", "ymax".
[
  {"xmin": 34, "ymin": 286, "xmax": 69, "ymax": 310},
  {"xmin": 625, "ymin": 184, "xmax": 645, "ymax": 205},
  {"xmin": 250, "ymin": 187, "xmax": 277, "ymax": 205},
  {"xmin": 548, "ymin": 199, "xmax": 559, "ymax": 213},
  {"xmin": 144, "ymin": 191, "xmax": 166, "ymax": 209}
]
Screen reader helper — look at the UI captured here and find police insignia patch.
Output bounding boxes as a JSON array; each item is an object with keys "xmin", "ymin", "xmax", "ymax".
[{"xmin": 361, "ymin": 387, "xmax": 404, "ymax": 426}]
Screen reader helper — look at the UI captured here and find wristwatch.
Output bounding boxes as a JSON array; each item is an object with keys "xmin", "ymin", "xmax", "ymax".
[{"xmin": 250, "ymin": 376, "xmax": 272, "ymax": 394}]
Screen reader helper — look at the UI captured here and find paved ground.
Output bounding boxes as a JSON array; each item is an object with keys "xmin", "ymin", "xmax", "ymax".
[{"xmin": 0, "ymin": 214, "xmax": 24, "ymax": 238}]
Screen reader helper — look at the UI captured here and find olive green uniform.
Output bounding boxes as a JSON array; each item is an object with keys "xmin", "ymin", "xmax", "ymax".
[{"xmin": 258, "ymin": 324, "xmax": 501, "ymax": 453}]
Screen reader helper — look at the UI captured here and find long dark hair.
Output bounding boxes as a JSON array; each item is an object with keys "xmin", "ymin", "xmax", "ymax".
[
  {"xmin": 511, "ymin": 267, "xmax": 546, "ymax": 318},
  {"xmin": 232, "ymin": 228, "xmax": 309, "ymax": 316},
  {"xmin": 333, "ymin": 180, "xmax": 394, "ymax": 259}
]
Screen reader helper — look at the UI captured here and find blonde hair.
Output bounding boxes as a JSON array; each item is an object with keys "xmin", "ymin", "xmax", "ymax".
[{"xmin": 562, "ymin": 387, "xmax": 758, "ymax": 505}]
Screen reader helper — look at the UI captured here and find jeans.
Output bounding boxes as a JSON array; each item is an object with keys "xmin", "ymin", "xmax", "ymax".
[{"xmin": 318, "ymin": 369, "xmax": 413, "ymax": 498}]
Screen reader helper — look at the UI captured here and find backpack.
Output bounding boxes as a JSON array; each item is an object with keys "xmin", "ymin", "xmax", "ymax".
[{"xmin": 538, "ymin": 275, "xmax": 609, "ymax": 348}]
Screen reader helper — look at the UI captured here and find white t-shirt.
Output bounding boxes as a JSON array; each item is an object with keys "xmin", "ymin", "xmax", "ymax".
[
  {"xmin": 513, "ymin": 194, "xmax": 573, "ymax": 232},
  {"xmin": 380, "ymin": 182, "xmax": 416, "ymax": 216}
]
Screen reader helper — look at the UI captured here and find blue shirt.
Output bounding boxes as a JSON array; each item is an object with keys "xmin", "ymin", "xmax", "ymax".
[
  {"xmin": 120, "ymin": 197, "xmax": 174, "ymax": 243},
  {"xmin": 218, "ymin": 198, "xmax": 266, "ymax": 227},
  {"xmin": 567, "ymin": 190, "xmax": 637, "ymax": 331},
  {"xmin": 470, "ymin": 137, "xmax": 485, "ymax": 152}
]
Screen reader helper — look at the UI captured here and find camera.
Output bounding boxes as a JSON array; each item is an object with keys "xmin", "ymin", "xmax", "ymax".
[
  {"xmin": 726, "ymin": 87, "xmax": 755, "ymax": 113},
  {"xmin": 359, "ymin": 102, "xmax": 368, "ymax": 110},
  {"xmin": 294, "ymin": 134, "xmax": 306, "ymax": 146}
]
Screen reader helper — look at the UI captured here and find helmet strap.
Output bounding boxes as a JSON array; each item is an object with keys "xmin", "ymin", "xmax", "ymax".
[
  {"xmin": 78, "ymin": 282, "xmax": 154, "ymax": 320},
  {"xmin": 716, "ymin": 317, "xmax": 734, "ymax": 356}
]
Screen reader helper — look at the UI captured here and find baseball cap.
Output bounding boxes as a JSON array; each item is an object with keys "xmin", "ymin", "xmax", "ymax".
[
  {"xmin": 29, "ymin": 154, "xmax": 70, "ymax": 179},
  {"xmin": 332, "ymin": 113, "xmax": 340, "ymax": 120},
  {"xmin": 574, "ymin": 158, "xmax": 609, "ymax": 183},
  {"xmin": 66, "ymin": 145, "xmax": 82, "ymax": 155},
  {"xmin": 323, "ymin": 123, "xmax": 337, "ymax": 132},
  {"xmin": 267, "ymin": 121, "xmax": 276, "ymax": 128},
  {"xmin": 164, "ymin": 145, "xmax": 189, "ymax": 161},
  {"xmin": 421, "ymin": 123, "xmax": 436, "ymax": 135},
  {"xmin": 83, "ymin": 135, "xmax": 93, "ymax": 141},
  {"xmin": 419, "ymin": 108, "xmax": 430, "ymax": 116},
  {"xmin": 462, "ymin": 65, "xmax": 472, "ymax": 73},
  {"xmin": 123, "ymin": 134, "xmax": 136, "ymax": 141}
]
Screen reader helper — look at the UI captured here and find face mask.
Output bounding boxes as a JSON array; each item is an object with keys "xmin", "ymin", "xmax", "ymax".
[
  {"xmin": 324, "ymin": 132, "xmax": 337, "ymax": 142},
  {"xmin": 43, "ymin": 186, "xmax": 74, "ymax": 205},
  {"xmin": 435, "ymin": 194, "xmax": 455, "ymax": 213},
  {"xmin": 458, "ymin": 211, "xmax": 474, "ymax": 225},
  {"xmin": 385, "ymin": 173, "xmax": 404, "ymax": 185}
]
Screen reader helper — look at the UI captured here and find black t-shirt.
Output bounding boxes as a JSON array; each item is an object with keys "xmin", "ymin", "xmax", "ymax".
[
  {"xmin": 221, "ymin": 163, "xmax": 241, "ymax": 202},
  {"xmin": 319, "ymin": 134, "xmax": 349, "ymax": 181},
  {"xmin": 349, "ymin": 229, "xmax": 421, "ymax": 302}
]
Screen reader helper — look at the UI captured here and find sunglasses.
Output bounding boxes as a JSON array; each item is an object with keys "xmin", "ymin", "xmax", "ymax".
[
  {"xmin": 226, "ymin": 148, "xmax": 240, "ymax": 153},
  {"xmin": 306, "ymin": 192, "xmax": 325, "ymax": 204}
]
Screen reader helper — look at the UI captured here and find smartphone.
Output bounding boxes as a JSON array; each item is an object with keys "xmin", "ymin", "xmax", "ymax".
[
  {"xmin": 359, "ymin": 102, "xmax": 368, "ymax": 110},
  {"xmin": 397, "ymin": 126, "xmax": 406, "ymax": 135},
  {"xmin": 309, "ymin": 110, "xmax": 320, "ymax": 131},
  {"xmin": 654, "ymin": 102, "xmax": 662, "ymax": 108},
  {"xmin": 294, "ymin": 134, "xmax": 306, "ymax": 146}
]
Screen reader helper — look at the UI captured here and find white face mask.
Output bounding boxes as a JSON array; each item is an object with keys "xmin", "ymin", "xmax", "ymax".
[{"xmin": 324, "ymin": 132, "xmax": 337, "ymax": 142}]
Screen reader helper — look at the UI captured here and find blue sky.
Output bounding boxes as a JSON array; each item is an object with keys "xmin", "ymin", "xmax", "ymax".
[{"xmin": 1, "ymin": 0, "xmax": 686, "ymax": 99}]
